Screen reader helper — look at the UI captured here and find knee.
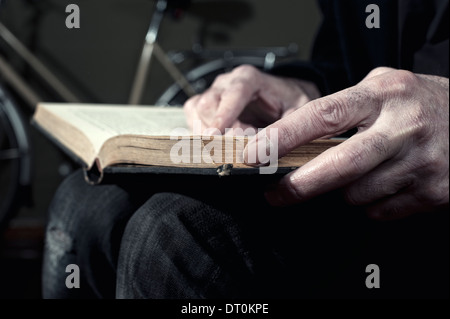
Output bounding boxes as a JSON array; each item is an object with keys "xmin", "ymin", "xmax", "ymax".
[
  {"xmin": 45, "ymin": 169, "xmax": 135, "ymax": 257},
  {"xmin": 117, "ymin": 192, "xmax": 199, "ymax": 266},
  {"xmin": 47, "ymin": 169, "xmax": 131, "ymax": 231},
  {"xmin": 47, "ymin": 169, "xmax": 88, "ymax": 224},
  {"xmin": 119, "ymin": 192, "xmax": 224, "ymax": 259},
  {"xmin": 117, "ymin": 193, "xmax": 226, "ymax": 298}
]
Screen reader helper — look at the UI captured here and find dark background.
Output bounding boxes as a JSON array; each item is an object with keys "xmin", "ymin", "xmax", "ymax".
[{"xmin": 0, "ymin": 0, "xmax": 321, "ymax": 298}]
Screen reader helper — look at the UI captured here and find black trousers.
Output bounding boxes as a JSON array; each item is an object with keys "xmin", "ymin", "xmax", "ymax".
[{"xmin": 42, "ymin": 170, "xmax": 449, "ymax": 299}]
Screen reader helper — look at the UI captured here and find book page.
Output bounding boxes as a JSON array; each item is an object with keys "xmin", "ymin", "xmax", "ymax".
[{"xmin": 39, "ymin": 104, "xmax": 189, "ymax": 153}]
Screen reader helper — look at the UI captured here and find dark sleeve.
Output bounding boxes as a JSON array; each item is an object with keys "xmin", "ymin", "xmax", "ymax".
[
  {"xmin": 270, "ymin": 0, "xmax": 350, "ymax": 96},
  {"xmin": 399, "ymin": 0, "xmax": 449, "ymax": 77},
  {"xmin": 271, "ymin": 0, "xmax": 399, "ymax": 96}
]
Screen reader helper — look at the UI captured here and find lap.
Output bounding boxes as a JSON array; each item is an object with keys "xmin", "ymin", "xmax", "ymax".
[
  {"xmin": 117, "ymin": 190, "xmax": 371, "ymax": 298},
  {"xmin": 44, "ymin": 170, "xmax": 449, "ymax": 299},
  {"xmin": 117, "ymin": 187, "xmax": 449, "ymax": 298}
]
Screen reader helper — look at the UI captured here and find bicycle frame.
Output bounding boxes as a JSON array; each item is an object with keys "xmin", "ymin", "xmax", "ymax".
[
  {"xmin": 0, "ymin": 86, "xmax": 32, "ymax": 230},
  {"xmin": 129, "ymin": 0, "xmax": 196, "ymax": 105},
  {"xmin": 0, "ymin": 22, "xmax": 80, "ymax": 109},
  {"xmin": 128, "ymin": 0, "xmax": 299, "ymax": 106}
]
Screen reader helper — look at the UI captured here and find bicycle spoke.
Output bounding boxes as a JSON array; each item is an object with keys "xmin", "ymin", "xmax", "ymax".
[{"xmin": 0, "ymin": 148, "xmax": 20, "ymax": 160}]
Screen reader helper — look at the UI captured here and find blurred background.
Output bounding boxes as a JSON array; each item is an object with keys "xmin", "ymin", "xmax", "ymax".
[{"xmin": 0, "ymin": 0, "xmax": 320, "ymax": 298}]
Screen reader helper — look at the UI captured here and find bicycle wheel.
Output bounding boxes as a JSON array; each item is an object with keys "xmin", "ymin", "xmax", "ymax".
[
  {"xmin": 155, "ymin": 56, "xmax": 267, "ymax": 106},
  {"xmin": 0, "ymin": 85, "xmax": 32, "ymax": 230}
]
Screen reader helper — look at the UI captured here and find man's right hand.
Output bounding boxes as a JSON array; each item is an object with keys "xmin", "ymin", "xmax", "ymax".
[{"xmin": 183, "ymin": 65, "xmax": 320, "ymax": 134}]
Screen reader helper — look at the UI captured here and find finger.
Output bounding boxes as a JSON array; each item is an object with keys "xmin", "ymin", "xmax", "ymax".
[
  {"xmin": 365, "ymin": 192, "xmax": 427, "ymax": 221},
  {"xmin": 244, "ymin": 84, "xmax": 380, "ymax": 165},
  {"xmin": 195, "ymin": 88, "xmax": 222, "ymax": 127},
  {"xmin": 282, "ymin": 108, "xmax": 348, "ymax": 139},
  {"xmin": 264, "ymin": 129, "xmax": 402, "ymax": 206},
  {"xmin": 281, "ymin": 106, "xmax": 300, "ymax": 118},
  {"xmin": 184, "ymin": 96, "xmax": 211, "ymax": 135},
  {"xmin": 183, "ymin": 95, "xmax": 201, "ymax": 130},
  {"xmin": 211, "ymin": 80, "xmax": 257, "ymax": 132},
  {"xmin": 224, "ymin": 120, "xmax": 257, "ymax": 136},
  {"xmin": 343, "ymin": 159, "xmax": 414, "ymax": 206}
]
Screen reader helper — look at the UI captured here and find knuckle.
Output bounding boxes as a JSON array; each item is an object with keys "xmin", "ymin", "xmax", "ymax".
[
  {"xmin": 407, "ymin": 106, "xmax": 429, "ymax": 138},
  {"xmin": 184, "ymin": 95, "xmax": 201, "ymax": 112},
  {"xmin": 367, "ymin": 66, "xmax": 395, "ymax": 78},
  {"xmin": 277, "ymin": 122, "xmax": 301, "ymax": 151},
  {"xmin": 230, "ymin": 78, "xmax": 247, "ymax": 89},
  {"xmin": 374, "ymin": 69, "xmax": 419, "ymax": 99},
  {"xmin": 362, "ymin": 77, "xmax": 386, "ymax": 96},
  {"xmin": 212, "ymin": 73, "xmax": 228, "ymax": 86},
  {"xmin": 197, "ymin": 96, "xmax": 210, "ymax": 110},
  {"xmin": 360, "ymin": 70, "xmax": 420, "ymax": 107},
  {"xmin": 344, "ymin": 148, "xmax": 368, "ymax": 175},
  {"xmin": 412, "ymin": 148, "xmax": 446, "ymax": 176},
  {"xmin": 393, "ymin": 69, "xmax": 420, "ymax": 88},
  {"xmin": 233, "ymin": 64, "xmax": 259, "ymax": 78},
  {"xmin": 365, "ymin": 132, "xmax": 390, "ymax": 156},
  {"xmin": 229, "ymin": 79, "xmax": 252, "ymax": 95},
  {"xmin": 311, "ymin": 97, "xmax": 349, "ymax": 130},
  {"xmin": 356, "ymin": 80, "xmax": 384, "ymax": 108}
]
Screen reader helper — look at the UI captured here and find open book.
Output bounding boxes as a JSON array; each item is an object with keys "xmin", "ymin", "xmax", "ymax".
[{"xmin": 32, "ymin": 103, "xmax": 342, "ymax": 183}]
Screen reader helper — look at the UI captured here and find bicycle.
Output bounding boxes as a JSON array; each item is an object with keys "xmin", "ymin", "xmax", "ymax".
[
  {"xmin": 129, "ymin": 0, "xmax": 299, "ymax": 106},
  {"xmin": 0, "ymin": 85, "xmax": 32, "ymax": 231},
  {"xmin": 0, "ymin": 0, "xmax": 299, "ymax": 230},
  {"xmin": 0, "ymin": 8, "xmax": 79, "ymax": 231}
]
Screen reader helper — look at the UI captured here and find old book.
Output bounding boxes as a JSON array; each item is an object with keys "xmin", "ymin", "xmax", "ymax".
[{"xmin": 32, "ymin": 103, "xmax": 342, "ymax": 184}]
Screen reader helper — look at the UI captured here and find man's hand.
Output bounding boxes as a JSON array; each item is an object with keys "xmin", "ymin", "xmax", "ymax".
[
  {"xmin": 244, "ymin": 67, "xmax": 449, "ymax": 220},
  {"xmin": 184, "ymin": 65, "xmax": 320, "ymax": 133}
]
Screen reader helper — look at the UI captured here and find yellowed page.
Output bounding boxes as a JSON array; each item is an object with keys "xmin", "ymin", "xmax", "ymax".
[{"xmin": 37, "ymin": 103, "xmax": 189, "ymax": 156}]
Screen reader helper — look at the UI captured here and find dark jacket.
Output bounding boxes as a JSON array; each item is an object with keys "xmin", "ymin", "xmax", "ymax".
[{"xmin": 273, "ymin": 0, "xmax": 449, "ymax": 96}]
